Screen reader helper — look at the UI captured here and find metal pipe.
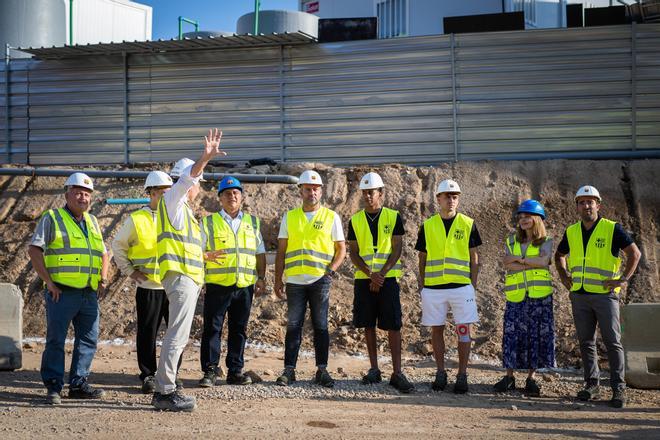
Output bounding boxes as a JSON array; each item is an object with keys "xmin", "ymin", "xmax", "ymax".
[
  {"xmin": 254, "ymin": 0, "xmax": 261, "ymax": 35},
  {"xmin": 0, "ymin": 167, "xmax": 299, "ymax": 184},
  {"xmin": 106, "ymin": 198, "xmax": 150, "ymax": 205},
  {"xmin": 458, "ymin": 149, "xmax": 660, "ymax": 162},
  {"xmin": 69, "ymin": 0, "xmax": 74, "ymax": 45},
  {"xmin": 122, "ymin": 52, "xmax": 129, "ymax": 163},
  {"xmin": 178, "ymin": 16, "xmax": 200, "ymax": 39}
]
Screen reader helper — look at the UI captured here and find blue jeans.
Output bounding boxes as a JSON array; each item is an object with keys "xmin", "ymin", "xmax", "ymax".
[
  {"xmin": 41, "ymin": 287, "xmax": 99, "ymax": 393},
  {"xmin": 284, "ymin": 276, "xmax": 331, "ymax": 369}
]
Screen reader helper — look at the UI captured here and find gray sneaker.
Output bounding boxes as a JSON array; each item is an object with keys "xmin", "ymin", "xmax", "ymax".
[
  {"xmin": 432, "ymin": 370, "xmax": 448, "ymax": 391},
  {"xmin": 276, "ymin": 369, "xmax": 296, "ymax": 387},
  {"xmin": 141, "ymin": 376, "xmax": 156, "ymax": 394},
  {"xmin": 68, "ymin": 382, "xmax": 105, "ymax": 399},
  {"xmin": 198, "ymin": 369, "xmax": 217, "ymax": 388},
  {"xmin": 610, "ymin": 388, "xmax": 626, "ymax": 408},
  {"xmin": 577, "ymin": 383, "xmax": 600, "ymax": 401},
  {"xmin": 46, "ymin": 389, "xmax": 61, "ymax": 405},
  {"xmin": 314, "ymin": 369, "xmax": 336, "ymax": 388},
  {"xmin": 152, "ymin": 391, "xmax": 196, "ymax": 412},
  {"xmin": 362, "ymin": 368, "xmax": 382, "ymax": 385},
  {"xmin": 390, "ymin": 372, "xmax": 415, "ymax": 393}
]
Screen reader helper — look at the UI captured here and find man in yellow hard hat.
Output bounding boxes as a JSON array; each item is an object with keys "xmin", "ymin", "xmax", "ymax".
[
  {"xmin": 416, "ymin": 179, "xmax": 481, "ymax": 394},
  {"xmin": 274, "ymin": 170, "xmax": 346, "ymax": 388},
  {"xmin": 348, "ymin": 172, "xmax": 414, "ymax": 393},
  {"xmin": 112, "ymin": 170, "xmax": 182, "ymax": 394},
  {"xmin": 28, "ymin": 172, "xmax": 110, "ymax": 405},
  {"xmin": 555, "ymin": 185, "xmax": 641, "ymax": 409}
]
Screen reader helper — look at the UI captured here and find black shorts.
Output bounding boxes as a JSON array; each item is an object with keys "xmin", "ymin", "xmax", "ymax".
[{"xmin": 352, "ymin": 278, "xmax": 402, "ymax": 331}]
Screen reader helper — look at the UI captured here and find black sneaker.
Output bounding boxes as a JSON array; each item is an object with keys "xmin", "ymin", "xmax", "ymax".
[
  {"xmin": 141, "ymin": 376, "xmax": 156, "ymax": 394},
  {"xmin": 276, "ymin": 369, "xmax": 296, "ymax": 386},
  {"xmin": 314, "ymin": 369, "xmax": 335, "ymax": 388},
  {"xmin": 198, "ymin": 369, "xmax": 217, "ymax": 388},
  {"xmin": 390, "ymin": 372, "xmax": 415, "ymax": 393},
  {"xmin": 494, "ymin": 375, "xmax": 516, "ymax": 393},
  {"xmin": 362, "ymin": 368, "xmax": 382, "ymax": 385},
  {"xmin": 432, "ymin": 370, "xmax": 448, "ymax": 391},
  {"xmin": 226, "ymin": 372, "xmax": 252, "ymax": 385},
  {"xmin": 577, "ymin": 383, "xmax": 600, "ymax": 401},
  {"xmin": 68, "ymin": 382, "xmax": 105, "ymax": 399},
  {"xmin": 152, "ymin": 391, "xmax": 196, "ymax": 412},
  {"xmin": 610, "ymin": 388, "xmax": 626, "ymax": 408},
  {"xmin": 454, "ymin": 373, "xmax": 469, "ymax": 394},
  {"xmin": 45, "ymin": 389, "xmax": 61, "ymax": 405},
  {"xmin": 525, "ymin": 377, "xmax": 541, "ymax": 397}
]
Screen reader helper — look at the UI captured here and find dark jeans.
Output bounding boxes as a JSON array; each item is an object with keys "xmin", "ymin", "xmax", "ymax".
[
  {"xmin": 200, "ymin": 284, "xmax": 254, "ymax": 375},
  {"xmin": 135, "ymin": 287, "xmax": 181, "ymax": 380},
  {"xmin": 570, "ymin": 292, "xmax": 625, "ymax": 390},
  {"xmin": 284, "ymin": 276, "xmax": 331, "ymax": 369},
  {"xmin": 41, "ymin": 287, "xmax": 99, "ymax": 393}
]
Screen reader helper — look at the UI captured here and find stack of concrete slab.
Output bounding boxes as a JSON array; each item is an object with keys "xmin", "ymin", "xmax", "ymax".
[
  {"xmin": 622, "ymin": 302, "xmax": 660, "ymax": 389},
  {"xmin": 0, "ymin": 283, "xmax": 23, "ymax": 370}
]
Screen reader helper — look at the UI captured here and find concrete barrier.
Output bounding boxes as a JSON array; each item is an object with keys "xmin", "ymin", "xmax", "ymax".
[
  {"xmin": 0, "ymin": 283, "xmax": 22, "ymax": 370},
  {"xmin": 622, "ymin": 302, "xmax": 660, "ymax": 389}
]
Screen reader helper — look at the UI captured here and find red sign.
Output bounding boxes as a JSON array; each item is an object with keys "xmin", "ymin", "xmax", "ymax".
[{"xmin": 304, "ymin": 1, "xmax": 319, "ymax": 13}]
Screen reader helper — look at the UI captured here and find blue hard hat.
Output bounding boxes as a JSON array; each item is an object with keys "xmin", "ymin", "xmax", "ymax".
[
  {"xmin": 517, "ymin": 199, "xmax": 546, "ymax": 219},
  {"xmin": 217, "ymin": 176, "xmax": 242, "ymax": 194}
]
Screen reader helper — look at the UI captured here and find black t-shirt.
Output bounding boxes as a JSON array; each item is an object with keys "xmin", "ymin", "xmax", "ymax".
[
  {"xmin": 415, "ymin": 215, "xmax": 481, "ymax": 289},
  {"xmin": 347, "ymin": 209, "xmax": 405, "ymax": 247},
  {"xmin": 556, "ymin": 217, "xmax": 635, "ymax": 294}
]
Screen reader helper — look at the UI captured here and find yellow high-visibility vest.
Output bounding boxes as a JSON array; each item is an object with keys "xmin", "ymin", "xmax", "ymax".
[
  {"xmin": 284, "ymin": 206, "xmax": 336, "ymax": 279},
  {"xmin": 156, "ymin": 198, "xmax": 204, "ymax": 285},
  {"xmin": 350, "ymin": 207, "xmax": 402, "ymax": 279},
  {"xmin": 127, "ymin": 209, "xmax": 161, "ymax": 284},
  {"xmin": 43, "ymin": 208, "xmax": 105, "ymax": 290},
  {"xmin": 504, "ymin": 235, "xmax": 553, "ymax": 302},
  {"xmin": 423, "ymin": 213, "xmax": 473, "ymax": 285},
  {"xmin": 202, "ymin": 212, "xmax": 260, "ymax": 287},
  {"xmin": 566, "ymin": 218, "xmax": 621, "ymax": 294}
]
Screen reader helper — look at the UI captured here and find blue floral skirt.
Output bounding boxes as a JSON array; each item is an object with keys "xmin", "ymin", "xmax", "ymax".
[{"xmin": 502, "ymin": 294, "xmax": 556, "ymax": 370}]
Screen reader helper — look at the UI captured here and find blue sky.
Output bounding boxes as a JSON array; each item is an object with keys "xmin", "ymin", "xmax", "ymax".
[{"xmin": 139, "ymin": 0, "xmax": 300, "ymax": 40}]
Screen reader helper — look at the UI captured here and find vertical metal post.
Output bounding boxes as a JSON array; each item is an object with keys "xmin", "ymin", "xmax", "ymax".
[
  {"xmin": 123, "ymin": 52, "xmax": 129, "ymax": 164},
  {"xmin": 631, "ymin": 22, "xmax": 637, "ymax": 151},
  {"xmin": 450, "ymin": 33, "xmax": 459, "ymax": 162},
  {"xmin": 5, "ymin": 44, "xmax": 10, "ymax": 163},
  {"xmin": 254, "ymin": 0, "xmax": 261, "ymax": 35},
  {"xmin": 69, "ymin": 0, "xmax": 74, "ymax": 45},
  {"xmin": 279, "ymin": 45, "xmax": 286, "ymax": 162}
]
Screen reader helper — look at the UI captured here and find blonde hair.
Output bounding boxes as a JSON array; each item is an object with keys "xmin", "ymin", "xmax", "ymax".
[{"xmin": 516, "ymin": 214, "xmax": 547, "ymax": 246}]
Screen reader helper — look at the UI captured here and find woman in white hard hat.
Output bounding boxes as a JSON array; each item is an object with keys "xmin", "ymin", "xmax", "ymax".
[{"xmin": 494, "ymin": 199, "xmax": 554, "ymax": 397}]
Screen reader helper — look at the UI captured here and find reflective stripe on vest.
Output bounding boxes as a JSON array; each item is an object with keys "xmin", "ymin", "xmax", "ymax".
[
  {"xmin": 566, "ymin": 218, "xmax": 621, "ymax": 294},
  {"xmin": 284, "ymin": 206, "xmax": 335, "ymax": 278},
  {"xmin": 156, "ymin": 197, "xmax": 204, "ymax": 285},
  {"xmin": 423, "ymin": 213, "xmax": 473, "ymax": 285},
  {"xmin": 203, "ymin": 212, "xmax": 260, "ymax": 287},
  {"xmin": 504, "ymin": 235, "xmax": 553, "ymax": 302},
  {"xmin": 43, "ymin": 208, "xmax": 105, "ymax": 290},
  {"xmin": 351, "ymin": 207, "xmax": 402, "ymax": 279},
  {"xmin": 127, "ymin": 209, "xmax": 161, "ymax": 284}
]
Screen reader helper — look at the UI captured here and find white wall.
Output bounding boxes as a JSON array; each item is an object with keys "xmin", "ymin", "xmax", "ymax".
[
  {"xmin": 410, "ymin": 0, "xmax": 503, "ymax": 35},
  {"xmin": 66, "ymin": 0, "xmax": 152, "ymax": 45}
]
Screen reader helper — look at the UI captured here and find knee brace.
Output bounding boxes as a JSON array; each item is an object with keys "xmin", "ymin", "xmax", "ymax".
[{"xmin": 456, "ymin": 324, "xmax": 471, "ymax": 342}]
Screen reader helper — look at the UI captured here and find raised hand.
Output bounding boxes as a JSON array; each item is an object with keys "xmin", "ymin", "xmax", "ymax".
[{"xmin": 202, "ymin": 128, "xmax": 226, "ymax": 159}]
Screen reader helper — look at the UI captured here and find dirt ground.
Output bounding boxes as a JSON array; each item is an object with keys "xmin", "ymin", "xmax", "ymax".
[{"xmin": 0, "ymin": 343, "xmax": 658, "ymax": 439}]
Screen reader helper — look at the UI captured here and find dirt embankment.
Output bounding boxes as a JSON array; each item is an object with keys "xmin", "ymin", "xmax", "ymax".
[{"xmin": 1, "ymin": 159, "xmax": 658, "ymax": 366}]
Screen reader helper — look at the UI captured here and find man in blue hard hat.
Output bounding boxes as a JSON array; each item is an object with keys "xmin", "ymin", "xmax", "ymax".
[{"xmin": 198, "ymin": 176, "xmax": 267, "ymax": 387}]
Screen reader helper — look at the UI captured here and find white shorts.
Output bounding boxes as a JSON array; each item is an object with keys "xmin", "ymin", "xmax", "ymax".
[{"xmin": 421, "ymin": 284, "xmax": 479, "ymax": 326}]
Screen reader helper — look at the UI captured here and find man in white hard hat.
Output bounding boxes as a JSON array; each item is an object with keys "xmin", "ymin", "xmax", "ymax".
[
  {"xmin": 112, "ymin": 170, "xmax": 184, "ymax": 394},
  {"xmin": 27, "ymin": 172, "xmax": 110, "ymax": 405},
  {"xmin": 416, "ymin": 179, "xmax": 481, "ymax": 394},
  {"xmin": 555, "ymin": 185, "xmax": 640, "ymax": 408},
  {"xmin": 151, "ymin": 128, "xmax": 226, "ymax": 412},
  {"xmin": 348, "ymin": 172, "xmax": 414, "ymax": 393},
  {"xmin": 274, "ymin": 170, "xmax": 346, "ymax": 388}
]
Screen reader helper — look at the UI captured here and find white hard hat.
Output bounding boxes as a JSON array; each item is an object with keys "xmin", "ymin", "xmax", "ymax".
[
  {"xmin": 64, "ymin": 172, "xmax": 94, "ymax": 191},
  {"xmin": 436, "ymin": 179, "xmax": 461, "ymax": 195},
  {"xmin": 359, "ymin": 172, "xmax": 384, "ymax": 190},
  {"xmin": 298, "ymin": 170, "xmax": 323, "ymax": 186},
  {"xmin": 170, "ymin": 158, "xmax": 195, "ymax": 179},
  {"xmin": 144, "ymin": 171, "xmax": 173, "ymax": 190},
  {"xmin": 575, "ymin": 185, "xmax": 601, "ymax": 201}
]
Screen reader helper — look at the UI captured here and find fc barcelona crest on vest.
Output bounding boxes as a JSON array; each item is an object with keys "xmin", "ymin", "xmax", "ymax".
[
  {"xmin": 595, "ymin": 237, "xmax": 606, "ymax": 248},
  {"xmin": 383, "ymin": 224, "xmax": 392, "ymax": 235},
  {"xmin": 454, "ymin": 229, "xmax": 465, "ymax": 240},
  {"xmin": 313, "ymin": 220, "xmax": 324, "ymax": 230}
]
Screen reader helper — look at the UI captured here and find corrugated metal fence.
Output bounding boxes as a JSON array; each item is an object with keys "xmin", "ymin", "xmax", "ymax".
[{"xmin": 1, "ymin": 23, "xmax": 659, "ymax": 165}]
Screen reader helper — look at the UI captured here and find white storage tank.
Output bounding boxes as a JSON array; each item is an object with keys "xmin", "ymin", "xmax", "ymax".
[
  {"xmin": 237, "ymin": 10, "xmax": 319, "ymax": 38},
  {"xmin": 68, "ymin": 0, "xmax": 152, "ymax": 45},
  {"xmin": 0, "ymin": 0, "xmax": 66, "ymax": 58}
]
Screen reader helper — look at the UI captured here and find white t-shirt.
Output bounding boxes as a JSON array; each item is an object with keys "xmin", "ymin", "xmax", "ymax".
[{"xmin": 278, "ymin": 208, "xmax": 344, "ymax": 285}]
